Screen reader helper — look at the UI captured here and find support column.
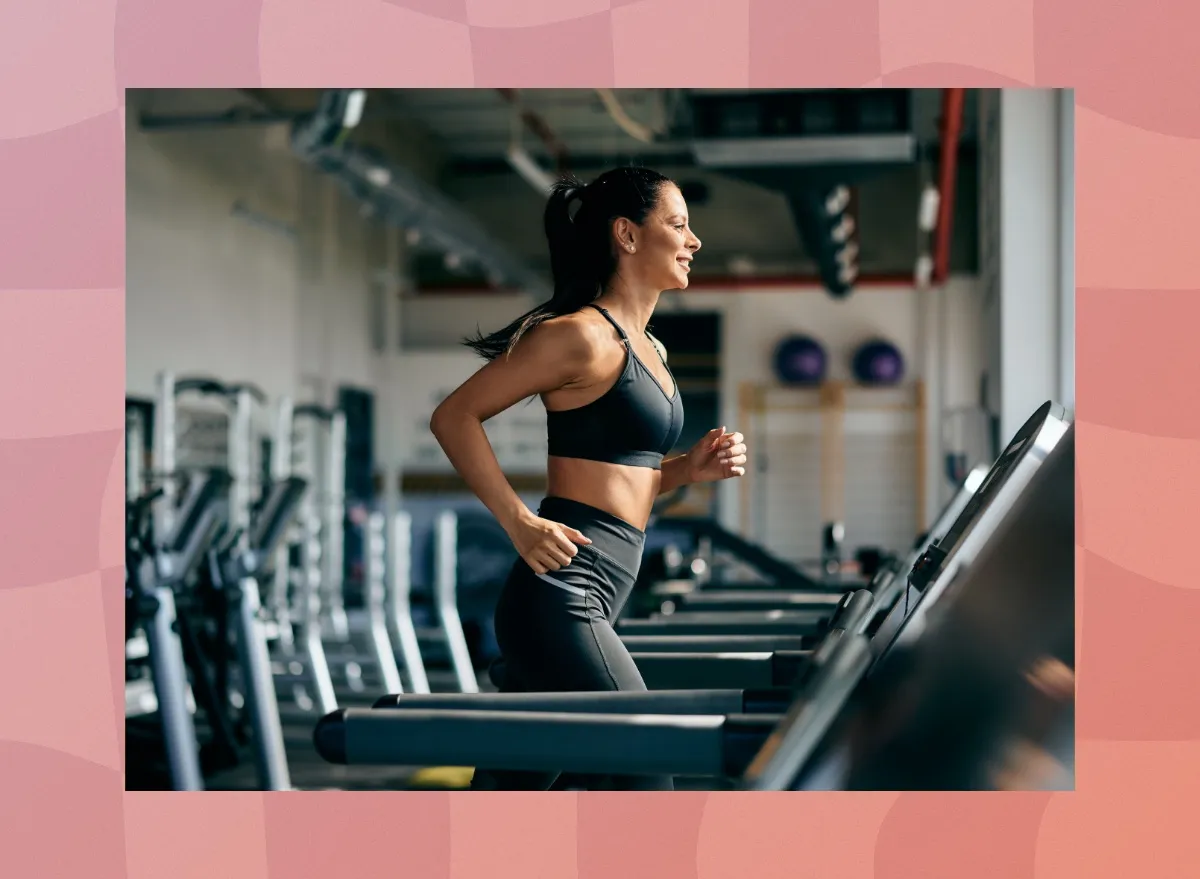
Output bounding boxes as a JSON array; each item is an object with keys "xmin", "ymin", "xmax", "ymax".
[
  {"xmin": 376, "ymin": 225, "xmax": 408, "ymax": 519},
  {"xmin": 997, "ymin": 88, "xmax": 1063, "ymax": 441},
  {"xmin": 1058, "ymin": 90, "xmax": 1076, "ymax": 413}
]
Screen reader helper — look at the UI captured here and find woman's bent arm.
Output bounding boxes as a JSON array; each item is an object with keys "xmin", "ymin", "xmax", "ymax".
[
  {"xmin": 430, "ymin": 318, "xmax": 599, "ymax": 570},
  {"xmin": 658, "ymin": 456, "xmax": 694, "ymax": 495},
  {"xmin": 429, "ymin": 407, "xmax": 531, "ymax": 532}
]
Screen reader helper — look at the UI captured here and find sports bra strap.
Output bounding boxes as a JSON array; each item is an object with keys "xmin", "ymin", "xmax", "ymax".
[{"xmin": 587, "ymin": 304, "xmax": 630, "ymax": 344}]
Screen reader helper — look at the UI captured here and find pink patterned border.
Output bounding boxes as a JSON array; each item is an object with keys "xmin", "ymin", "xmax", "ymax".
[{"xmin": 2, "ymin": 1, "xmax": 1199, "ymax": 875}]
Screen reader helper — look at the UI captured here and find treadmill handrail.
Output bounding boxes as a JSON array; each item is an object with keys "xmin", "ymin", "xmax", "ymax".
[
  {"xmin": 316, "ymin": 707, "xmax": 735, "ymax": 776},
  {"xmin": 315, "ymin": 641, "xmax": 870, "ymax": 781},
  {"xmin": 371, "ymin": 689, "xmax": 755, "ymax": 715},
  {"xmin": 160, "ymin": 472, "xmax": 231, "ymax": 582},
  {"xmin": 741, "ymin": 633, "xmax": 873, "ymax": 790},
  {"xmin": 164, "ymin": 470, "xmax": 232, "ymax": 552},
  {"xmin": 248, "ymin": 476, "xmax": 308, "ymax": 557}
]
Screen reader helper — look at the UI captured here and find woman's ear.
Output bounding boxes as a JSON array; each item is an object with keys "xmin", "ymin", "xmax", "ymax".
[{"xmin": 612, "ymin": 217, "xmax": 635, "ymax": 252}]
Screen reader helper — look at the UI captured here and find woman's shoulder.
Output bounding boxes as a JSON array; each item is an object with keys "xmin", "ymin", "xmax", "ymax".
[{"xmin": 534, "ymin": 308, "xmax": 614, "ymax": 358}]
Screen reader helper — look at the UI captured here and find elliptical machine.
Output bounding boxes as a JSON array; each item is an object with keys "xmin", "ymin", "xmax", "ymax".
[
  {"xmin": 125, "ymin": 455, "xmax": 232, "ymax": 790},
  {"xmin": 150, "ymin": 372, "xmax": 302, "ymax": 791}
]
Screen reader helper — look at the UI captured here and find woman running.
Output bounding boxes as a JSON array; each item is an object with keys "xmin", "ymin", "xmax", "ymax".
[{"xmin": 431, "ymin": 167, "xmax": 748, "ymax": 789}]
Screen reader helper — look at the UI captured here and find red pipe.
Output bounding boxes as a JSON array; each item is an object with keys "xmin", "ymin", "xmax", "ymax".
[
  {"xmin": 496, "ymin": 89, "xmax": 570, "ymax": 174},
  {"xmin": 417, "ymin": 273, "xmax": 917, "ymax": 296},
  {"xmin": 933, "ymin": 88, "xmax": 966, "ymax": 285}
]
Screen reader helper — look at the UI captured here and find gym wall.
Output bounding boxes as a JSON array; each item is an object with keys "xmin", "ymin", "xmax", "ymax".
[
  {"xmin": 399, "ymin": 275, "xmax": 987, "ymax": 534},
  {"xmin": 125, "ymin": 89, "xmax": 382, "ymax": 406}
]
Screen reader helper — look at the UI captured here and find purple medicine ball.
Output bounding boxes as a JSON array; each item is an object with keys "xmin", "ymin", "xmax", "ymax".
[
  {"xmin": 774, "ymin": 336, "xmax": 828, "ymax": 386},
  {"xmin": 853, "ymin": 339, "xmax": 905, "ymax": 385}
]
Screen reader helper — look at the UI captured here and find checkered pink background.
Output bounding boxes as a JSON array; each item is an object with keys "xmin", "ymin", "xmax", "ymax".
[{"xmin": 2, "ymin": 1, "xmax": 1198, "ymax": 876}]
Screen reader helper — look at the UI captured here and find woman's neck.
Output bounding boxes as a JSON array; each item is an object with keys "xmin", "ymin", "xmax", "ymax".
[{"xmin": 594, "ymin": 277, "xmax": 661, "ymax": 336}]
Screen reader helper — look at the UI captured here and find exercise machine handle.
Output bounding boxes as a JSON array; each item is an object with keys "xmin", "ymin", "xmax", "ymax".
[
  {"xmin": 292, "ymin": 404, "xmax": 340, "ymax": 422},
  {"xmin": 173, "ymin": 376, "xmax": 229, "ymax": 397},
  {"xmin": 173, "ymin": 377, "xmax": 267, "ymax": 404},
  {"xmin": 226, "ymin": 382, "xmax": 268, "ymax": 404}
]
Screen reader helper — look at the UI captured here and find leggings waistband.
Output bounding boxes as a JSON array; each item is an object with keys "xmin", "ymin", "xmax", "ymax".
[{"xmin": 537, "ymin": 496, "xmax": 645, "ymax": 575}]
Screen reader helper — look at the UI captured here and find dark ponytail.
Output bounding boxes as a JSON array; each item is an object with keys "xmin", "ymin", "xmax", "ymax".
[{"xmin": 464, "ymin": 166, "xmax": 673, "ymax": 361}]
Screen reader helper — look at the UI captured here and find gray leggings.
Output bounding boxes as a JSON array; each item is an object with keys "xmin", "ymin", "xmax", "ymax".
[{"xmin": 470, "ymin": 497, "xmax": 674, "ymax": 791}]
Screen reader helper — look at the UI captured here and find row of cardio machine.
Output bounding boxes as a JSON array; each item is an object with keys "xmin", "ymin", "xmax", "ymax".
[
  {"xmin": 314, "ymin": 401, "xmax": 1076, "ymax": 791},
  {"xmin": 125, "ymin": 372, "xmax": 481, "ymax": 791}
]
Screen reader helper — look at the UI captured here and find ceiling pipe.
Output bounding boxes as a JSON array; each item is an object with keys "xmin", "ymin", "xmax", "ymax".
[
  {"xmin": 290, "ymin": 90, "xmax": 551, "ymax": 298},
  {"xmin": 932, "ymin": 88, "xmax": 966, "ymax": 284},
  {"xmin": 496, "ymin": 89, "xmax": 570, "ymax": 175},
  {"xmin": 506, "ymin": 145, "xmax": 558, "ymax": 196},
  {"xmin": 594, "ymin": 88, "xmax": 658, "ymax": 144}
]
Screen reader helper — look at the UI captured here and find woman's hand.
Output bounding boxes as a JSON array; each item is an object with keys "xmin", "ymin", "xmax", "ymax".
[
  {"xmin": 685, "ymin": 426, "xmax": 749, "ymax": 484},
  {"xmin": 504, "ymin": 512, "xmax": 593, "ymax": 575}
]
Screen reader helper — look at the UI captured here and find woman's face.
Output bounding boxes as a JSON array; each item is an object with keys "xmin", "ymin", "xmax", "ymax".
[{"xmin": 616, "ymin": 183, "xmax": 702, "ymax": 290}]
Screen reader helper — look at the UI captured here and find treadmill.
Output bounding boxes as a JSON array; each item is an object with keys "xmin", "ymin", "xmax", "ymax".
[
  {"xmin": 615, "ymin": 464, "xmax": 987, "ymax": 657},
  {"xmin": 622, "ymin": 466, "xmax": 988, "ymax": 689},
  {"xmin": 616, "ymin": 400, "xmax": 1068, "ymax": 640},
  {"xmin": 615, "ymin": 463, "xmax": 990, "ymax": 647},
  {"xmin": 313, "ymin": 403, "xmax": 1071, "ymax": 788},
  {"xmin": 750, "ymin": 418, "xmax": 1075, "ymax": 790}
]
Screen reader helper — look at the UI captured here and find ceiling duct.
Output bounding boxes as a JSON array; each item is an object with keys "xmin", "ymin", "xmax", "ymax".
[
  {"xmin": 684, "ymin": 89, "xmax": 916, "ymax": 168},
  {"xmin": 291, "ymin": 89, "xmax": 551, "ymax": 298},
  {"xmin": 676, "ymin": 90, "xmax": 915, "ymax": 297}
]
